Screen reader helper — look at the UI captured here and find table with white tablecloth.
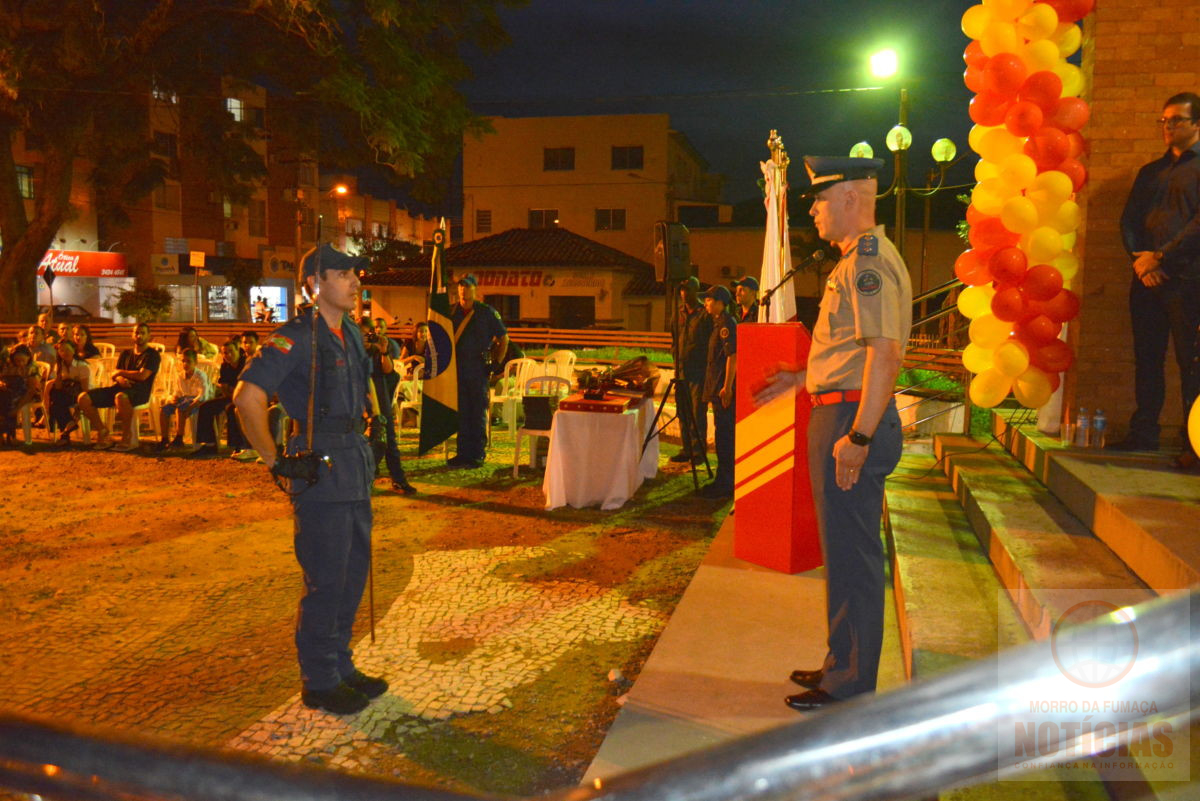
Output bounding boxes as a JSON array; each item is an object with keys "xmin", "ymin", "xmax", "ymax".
[{"xmin": 542, "ymin": 398, "xmax": 658, "ymax": 510}]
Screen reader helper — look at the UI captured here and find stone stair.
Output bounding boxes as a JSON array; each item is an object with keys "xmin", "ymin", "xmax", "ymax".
[{"xmin": 884, "ymin": 412, "xmax": 1200, "ymax": 800}]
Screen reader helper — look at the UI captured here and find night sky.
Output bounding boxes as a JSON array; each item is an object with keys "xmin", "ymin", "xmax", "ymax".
[{"xmin": 461, "ymin": 0, "xmax": 978, "ymax": 210}]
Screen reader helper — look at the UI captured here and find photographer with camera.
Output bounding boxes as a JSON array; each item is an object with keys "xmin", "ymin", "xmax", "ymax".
[
  {"xmin": 359, "ymin": 315, "xmax": 416, "ymax": 494},
  {"xmin": 233, "ymin": 243, "xmax": 388, "ymax": 716}
]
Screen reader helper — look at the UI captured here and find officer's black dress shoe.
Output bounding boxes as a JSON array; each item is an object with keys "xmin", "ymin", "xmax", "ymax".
[
  {"xmin": 669, "ymin": 451, "xmax": 692, "ymax": 463},
  {"xmin": 391, "ymin": 478, "xmax": 418, "ymax": 495},
  {"xmin": 1106, "ymin": 437, "xmax": 1158, "ymax": 452},
  {"xmin": 343, "ymin": 670, "xmax": 388, "ymax": 699},
  {"xmin": 696, "ymin": 482, "xmax": 733, "ymax": 499},
  {"xmin": 789, "ymin": 668, "xmax": 824, "ymax": 689},
  {"xmin": 301, "ymin": 683, "xmax": 369, "ymax": 715},
  {"xmin": 784, "ymin": 689, "xmax": 839, "ymax": 712}
]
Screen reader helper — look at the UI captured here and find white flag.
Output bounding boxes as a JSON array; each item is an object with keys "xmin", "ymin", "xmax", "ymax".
[{"xmin": 759, "ymin": 158, "xmax": 797, "ymax": 323}]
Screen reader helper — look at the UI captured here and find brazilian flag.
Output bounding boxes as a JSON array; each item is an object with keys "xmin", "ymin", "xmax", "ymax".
[{"xmin": 419, "ymin": 221, "xmax": 458, "ymax": 455}]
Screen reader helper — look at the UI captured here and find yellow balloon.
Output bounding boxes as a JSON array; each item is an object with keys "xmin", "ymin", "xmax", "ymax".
[
  {"xmin": 958, "ymin": 285, "xmax": 996, "ymax": 319},
  {"xmin": 1188, "ymin": 395, "xmax": 1200, "ymax": 454},
  {"xmin": 962, "ymin": 5, "xmax": 993, "ymax": 39},
  {"xmin": 1020, "ymin": 39, "xmax": 1060, "ymax": 73},
  {"xmin": 972, "ymin": 178, "xmax": 1012, "ymax": 217},
  {"xmin": 1061, "ymin": 231, "xmax": 1077, "ymax": 251},
  {"xmin": 1001, "ymin": 196, "xmax": 1040, "ymax": 235},
  {"xmin": 1055, "ymin": 61, "xmax": 1085, "ymax": 97},
  {"xmin": 1051, "ymin": 22, "xmax": 1082, "ymax": 58},
  {"xmin": 1050, "ymin": 200, "xmax": 1081, "ymax": 233},
  {"xmin": 994, "ymin": 340, "xmax": 1031, "ymax": 377},
  {"xmin": 1053, "ymin": 251, "xmax": 1079, "ymax": 281},
  {"xmin": 983, "ymin": 0, "xmax": 1031, "ymax": 21},
  {"xmin": 968, "ymin": 124, "xmax": 996, "ymax": 156},
  {"xmin": 1031, "ymin": 170, "xmax": 1073, "ymax": 203},
  {"xmin": 979, "ymin": 127, "xmax": 1024, "ymax": 163},
  {"xmin": 1026, "ymin": 226, "xmax": 1064, "ymax": 263},
  {"xmin": 970, "ymin": 314, "xmax": 1012, "ymax": 349},
  {"xmin": 998, "ymin": 153, "xmax": 1038, "ymax": 191},
  {"xmin": 980, "ymin": 22, "xmax": 1020, "ymax": 57},
  {"xmin": 970, "ymin": 369, "xmax": 1013, "ymax": 409},
  {"xmin": 1017, "ymin": 3, "xmax": 1058, "ymax": 40},
  {"xmin": 963, "ymin": 342, "xmax": 996, "ymax": 374},
  {"xmin": 1014, "ymin": 367, "xmax": 1053, "ymax": 409},
  {"xmin": 975, "ymin": 159, "xmax": 1001, "ymax": 182}
]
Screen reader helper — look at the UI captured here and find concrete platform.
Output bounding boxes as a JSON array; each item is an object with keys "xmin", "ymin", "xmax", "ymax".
[{"xmin": 993, "ymin": 414, "xmax": 1200, "ymax": 593}]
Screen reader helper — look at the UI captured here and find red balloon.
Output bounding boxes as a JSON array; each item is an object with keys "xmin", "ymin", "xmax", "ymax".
[
  {"xmin": 1019, "ymin": 314, "xmax": 1065, "ymax": 345},
  {"xmin": 970, "ymin": 216, "xmax": 1020, "ymax": 250},
  {"xmin": 955, "ymin": 249, "xmax": 993, "ymax": 286},
  {"xmin": 966, "ymin": 204, "xmax": 987, "ymax": 227},
  {"xmin": 1032, "ymin": 339, "xmax": 1074, "ymax": 372},
  {"xmin": 1066, "ymin": 131, "xmax": 1086, "ymax": 159},
  {"xmin": 1043, "ymin": 0, "xmax": 1095, "ymax": 23},
  {"xmin": 1018, "ymin": 71, "xmax": 1064, "ymax": 115},
  {"xmin": 992, "ymin": 286, "xmax": 1029, "ymax": 323},
  {"xmin": 984, "ymin": 53, "xmax": 1027, "ymax": 98},
  {"xmin": 1049, "ymin": 97, "xmax": 1090, "ymax": 132},
  {"xmin": 990, "ymin": 247, "xmax": 1029, "ymax": 285},
  {"xmin": 970, "ymin": 92, "xmax": 1012, "ymax": 127},
  {"xmin": 1047, "ymin": 371, "xmax": 1061, "ymax": 392},
  {"xmin": 964, "ymin": 40, "xmax": 988, "ymax": 70},
  {"xmin": 1023, "ymin": 263, "xmax": 1065, "ymax": 301},
  {"xmin": 1024, "ymin": 127, "xmax": 1071, "ymax": 171},
  {"xmin": 1006, "ymin": 100, "xmax": 1045, "ymax": 137},
  {"xmin": 965, "ymin": 66, "xmax": 987, "ymax": 93},
  {"xmin": 1042, "ymin": 288, "xmax": 1081, "ymax": 323},
  {"xmin": 1057, "ymin": 157, "xmax": 1088, "ymax": 192}
]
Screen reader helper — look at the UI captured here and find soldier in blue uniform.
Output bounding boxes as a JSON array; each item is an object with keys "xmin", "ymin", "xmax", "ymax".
[
  {"xmin": 233, "ymin": 243, "xmax": 388, "ymax": 716},
  {"xmin": 754, "ymin": 157, "xmax": 911, "ymax": 711},
  {"xmin": 734, "ymin": 276, "xmax": 760, "ymax": 323},
  {"xmin": 699, "ymin": 285, "xmax": 738, "ymax": 499},
  {"xmin": 670, "ymin": 277, "xmax": 712, "ymax": 463},
  {"xmin": 449, "ymin": 274, "xmax": 508, "ymax": 468}
]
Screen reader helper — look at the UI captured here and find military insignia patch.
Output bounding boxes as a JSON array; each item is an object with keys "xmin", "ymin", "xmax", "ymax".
[
  {"xmin": 719, "ymin": 327, "xmax": 730, "ymax": 339},
  {"xmin": 267, "ymin": 334, "xmax": 294, "ymax": 353},
  {"xmin": 856, "ymin": 270, "xmax": 882, "ymax": 296},
  {"xmin": 857, "ymin": 234, "xmax": 878, "ymax": 256}
]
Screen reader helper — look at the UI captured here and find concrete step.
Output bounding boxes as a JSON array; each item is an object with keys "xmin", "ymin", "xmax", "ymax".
[
  {"xmin": 886, "ymin": 453, "xmax": 1110, "ymax": 800},
  {"xmin": 992, "ymin": 412, "xmax": 1200, "ymax": 594},
  {"xmin": 932, "ymin": 434, "xmax": 1154, "ymax": 639}
]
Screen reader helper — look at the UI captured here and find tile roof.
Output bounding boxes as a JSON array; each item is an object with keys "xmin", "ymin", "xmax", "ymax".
[{"xmin": 361, "ymin": 227, "xmax": 656, "ymax": 287}]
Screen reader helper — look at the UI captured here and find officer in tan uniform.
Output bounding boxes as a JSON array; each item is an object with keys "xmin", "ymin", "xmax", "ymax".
[{"xmin": 755, "ymin": 156, "xmax": 911, "ymax": 710}]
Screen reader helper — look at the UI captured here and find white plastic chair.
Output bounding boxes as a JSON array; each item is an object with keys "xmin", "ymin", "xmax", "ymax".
[
  {"xmin": 513, "ymin": 375, "xmax": 571, "ymax": 478},
  {"xmin": 488, "ymin": 357, "xmax": 539, "ymax": 440},
  {"xmin": 543, "ymin": 349, "xmax": 577, "ymax": 381},
  {"xmin": 94, "ymin": 342, "xmax": 117, "ymax": 358}
]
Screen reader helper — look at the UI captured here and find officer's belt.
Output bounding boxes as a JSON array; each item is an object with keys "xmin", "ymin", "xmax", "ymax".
[
  {"xmin": 810, "ymin": 389, "xmax": 863, "ymax": 407},
  {"xmin": 294, "ymin": 416, "xmax": 367, "ymax": 435}
]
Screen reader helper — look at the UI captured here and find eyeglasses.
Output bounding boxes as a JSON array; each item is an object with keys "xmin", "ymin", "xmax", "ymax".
[{"xmin": 1158, "ymin": 115, "xmax": 1196, "ymax": 128}]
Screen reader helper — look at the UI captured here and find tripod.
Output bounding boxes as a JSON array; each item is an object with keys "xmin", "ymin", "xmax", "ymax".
[{"xmin": 643, "ymin": 376, "xmax": 712, "ymax": 488}]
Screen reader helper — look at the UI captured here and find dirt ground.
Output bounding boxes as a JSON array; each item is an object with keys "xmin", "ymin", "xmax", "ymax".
[{"xmin": 0, "ymin": 430, "xmax": 727, "ymax": 797}]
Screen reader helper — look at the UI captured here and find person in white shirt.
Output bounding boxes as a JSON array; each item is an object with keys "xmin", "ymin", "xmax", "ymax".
[{"xmin": 156, "ymin": 348, "xmax": 213, "ymax": 450}]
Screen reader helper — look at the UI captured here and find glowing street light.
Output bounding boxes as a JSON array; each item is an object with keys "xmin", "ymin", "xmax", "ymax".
[{"xmin": 869, "ymin": 48, "xmax": 898, "ymax": 80}]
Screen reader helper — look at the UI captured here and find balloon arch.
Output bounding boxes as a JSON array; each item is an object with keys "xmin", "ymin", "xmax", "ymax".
[{"xmin": 955, "ymin": 0, "xmax": 1095, "ymax": 409}]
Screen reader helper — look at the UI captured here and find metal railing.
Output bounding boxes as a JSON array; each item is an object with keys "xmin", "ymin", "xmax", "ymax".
[
  {"xmin": 1, "ymin": 590, "xmax": 1195, "ymax": 801},
  {"xmin": 899, "ymin": 278, "xmax": 970, "ymax": 435}
]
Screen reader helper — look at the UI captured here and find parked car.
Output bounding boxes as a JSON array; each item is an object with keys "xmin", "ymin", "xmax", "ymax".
[{"xmin": 38, "ymin": 304, "xmax": 111, "ymax": 324}]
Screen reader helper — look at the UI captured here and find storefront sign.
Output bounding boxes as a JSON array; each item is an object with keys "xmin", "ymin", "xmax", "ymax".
[
  {"xmin": 474, "ymin": 269, "xmax": 552, "ymax": 288},
  {"xmin": 37, "ymin": 250, "xmax": 128, "ymax": 278}
]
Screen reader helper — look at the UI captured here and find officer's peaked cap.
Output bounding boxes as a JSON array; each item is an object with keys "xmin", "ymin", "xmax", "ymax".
[
  {"xmin": 703, "ymin": 285, "xmax": 733, "ymax": 306},
  {"xmin": 801, "ymin": 156, "xmax": 885, "ymax": 197},
  {"xmin": 300, "ymin": 243, "xmax": 368, "ymax": 278}
]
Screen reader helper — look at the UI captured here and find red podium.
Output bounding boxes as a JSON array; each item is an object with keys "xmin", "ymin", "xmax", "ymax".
[{"xmin": 733, "ymin": 323, "xmax": 822, "ymax": 574}]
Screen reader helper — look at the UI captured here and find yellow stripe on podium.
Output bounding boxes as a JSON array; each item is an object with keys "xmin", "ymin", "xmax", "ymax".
[{"xmin": 734, "ymin": 387, "xmax": 797, "ymax": 459}]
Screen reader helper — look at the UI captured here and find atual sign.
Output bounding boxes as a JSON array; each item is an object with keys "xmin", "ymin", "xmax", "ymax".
[{"xmin": 37, "ymin": 250, "xmax": 129, "ymax": 278}]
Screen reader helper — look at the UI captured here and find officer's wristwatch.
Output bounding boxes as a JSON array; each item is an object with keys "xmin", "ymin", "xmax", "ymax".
[{"xmin": 848, "ymin": 429, "xmax": 873, "ymax": 446}]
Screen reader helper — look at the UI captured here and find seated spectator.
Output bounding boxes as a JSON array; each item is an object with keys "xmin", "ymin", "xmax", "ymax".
[
  {"xmin": 156, "ymin": 348, "xmax": 213, "ymax": 450},
  {"xmin": 76, "ymin": 322, "xmax": 162, "ymax": 452},
  {"xmin": 0, "ymin": 344, "xmax": 42, "ymax": 444},
  {"xmin": 399, "ymin": 321, "xmax": 431, "ymax": 377},
  {"xmin": 44, "ymin": 339, "xmax": 91, "ymax": 444},
  {"xmin": 27, "ymin": 325, "xmax": 55, "ymax": 366},
  {"xmin": 176, "ymin": 326, "xmax": 218, "ymax": 360},
  {"xmin": 72, "ymin": 324, "xmax": 101, "ymax": 360},
  {"xmin": 192, "ymin": 337, "xmax": 249, "ymax": 458},
  {"xmin": 55, "ymin": 322, "xmax": 70, "ymax": 344}
]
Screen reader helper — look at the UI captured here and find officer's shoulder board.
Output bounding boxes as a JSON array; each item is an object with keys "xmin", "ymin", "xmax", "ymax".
[{"xmin": 857, "ymin": 234, "xmax": 878, "ymax": 257}]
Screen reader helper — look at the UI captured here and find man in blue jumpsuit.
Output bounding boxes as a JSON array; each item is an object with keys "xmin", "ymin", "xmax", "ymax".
[
  {"xmin": 670, "ymin": 277, "xmax": 712, "ymax": 464},
  {"xmin": 698, "ymin": 285, "xmax": 737, "ymax": 499},
  {"xmin": 754, "ymin": 157, "xmax": 911, "ymax": 711},
  {"xmin": 234, "ymin": 243, "xmax": 387, "ymax": 716},
  {"xmin": 448, "ymin": 274, "xmax": 508, "ymax": 468}
]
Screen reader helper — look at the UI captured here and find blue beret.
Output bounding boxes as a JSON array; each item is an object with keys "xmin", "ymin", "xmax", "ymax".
[
  {"xmin": 703, "ymin": 285, "xmax": 733, "ymax": 306},
  {"xmin": 734, "ymin": 276, "xmax": 759, "ymax": 291},
  {"xmin": 802, "ymin": 156, "xmax": 885, "ymax": 197},
  {"xmin": 300, "ymin": 243, "xmax": 368, "ymax": 278}
]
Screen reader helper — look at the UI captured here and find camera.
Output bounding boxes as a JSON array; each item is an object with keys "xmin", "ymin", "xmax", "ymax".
[{"xmin": 271, "ymin": 450, "xmax": 332, "ymax": 486}]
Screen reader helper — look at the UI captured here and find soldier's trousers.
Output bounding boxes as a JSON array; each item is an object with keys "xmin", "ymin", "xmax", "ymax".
[
  {"xmin": 292, "ymin": 496, "xmax": 373, "ymax": 691},
  {"xmin": 711, "ymin": 398, "xmax": 735, "ymax": 491},
  {"xmin": 807, "ymin": 399, "xmax": 902, "ymax": 700},
  {"xmin": 676, "ymin": 378, "xmax": 708, "ymax": 458},
  {"xmin": 456, "ymin": 373, "xmax": 489, "ymax": 461}
]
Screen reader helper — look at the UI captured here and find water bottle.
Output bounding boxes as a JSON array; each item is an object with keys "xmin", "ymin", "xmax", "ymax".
[
  {"xmin": 1092, "ymin": 409, "xmax": 1107, "ymax": 449},
  {"xmin": 1074, "ymin": 407, "xmax": 1091, "ymax": 448},
  {"xmin": 1060, "ymin": 408, "xmax": 1075, "ymax": 446}
]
